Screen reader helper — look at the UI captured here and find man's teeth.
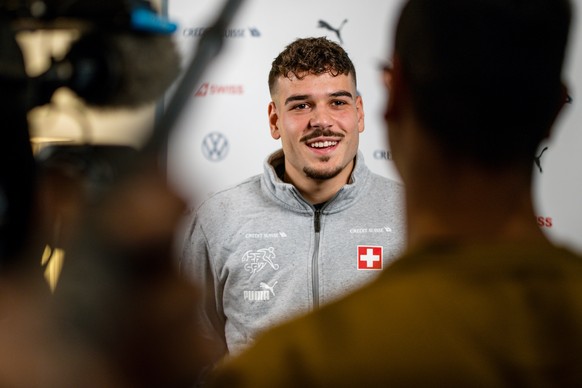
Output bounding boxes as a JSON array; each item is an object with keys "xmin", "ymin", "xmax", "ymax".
[{"xmin": 309, "ymin": 141, "xmax": 338, "ymax": 148}]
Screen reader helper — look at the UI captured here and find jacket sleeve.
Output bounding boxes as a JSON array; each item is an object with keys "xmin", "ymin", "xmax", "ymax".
[{"xmin": 180, "ymin": 209, "xmax": 229, "ymax": 367}]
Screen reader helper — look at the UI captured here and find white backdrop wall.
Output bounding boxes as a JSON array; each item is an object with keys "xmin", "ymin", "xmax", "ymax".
[{"xmin": 166, "ymin": 0, "xmax": 582, "ymax": 255}]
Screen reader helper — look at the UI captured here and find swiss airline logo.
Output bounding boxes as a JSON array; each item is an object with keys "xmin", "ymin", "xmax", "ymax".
[
  {"xmin": 195, "ymin": 83, "xmax": 244, "ymax": 97},
  {"xmin": 357, "ymin": 246, "xmax": 383, "ymax": 270},
  {"xmin": 536, "ymin": 216, "xmax": 553, "ymax": 229}
]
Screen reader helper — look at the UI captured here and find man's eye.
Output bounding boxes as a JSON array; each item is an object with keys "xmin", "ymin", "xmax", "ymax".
[
  {"xmin": 332, "ymin": 100, "xmax": 347, "ymax": 107},
  {"xmin": 293, "ymin": 103, "xmax": 309, "ymax": 110}
]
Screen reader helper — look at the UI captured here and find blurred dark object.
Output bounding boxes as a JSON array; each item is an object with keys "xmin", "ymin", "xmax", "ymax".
[
  {"xmin": 1, "ymin": 0, "xmax": 243, "ymax": 385},
  {"xmin": 36, "ymin": 144, "xmax": 139, "ymax": 202},
  {"xmin": 29, "ymin": 30, "xmax": 181, "ymax": 109},
  {"xmin": 0, "ymin": 0, "xmax": 177, "ymax": 33},
  {"xmin": 1, "ymin": 0, "xmax": 180, "ymax": 111},
  {"xmin": 36, "ymin": 145, "xmax": 217, "ymax": 386},
  {"xmin": 1, "ymin": 0, "xmax": 180, "ymax": 268},
  {"xmin": 0, "ymin": 21, "xmax": 38, "ymax": 272}
]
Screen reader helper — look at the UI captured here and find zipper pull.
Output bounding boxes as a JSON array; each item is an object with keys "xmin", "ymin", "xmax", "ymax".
[{"xmin": 314, "ymin": 209, "xmax": 321, "ymax": 233}]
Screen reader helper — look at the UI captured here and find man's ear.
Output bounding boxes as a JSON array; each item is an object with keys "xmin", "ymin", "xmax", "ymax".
[
  {"xmin": 356, "ymin": 95, "xmax": 365, "ymax": 133},
  {"xmin": 268, "ymin": 101, "xmax": 280, "ymax": 140}
]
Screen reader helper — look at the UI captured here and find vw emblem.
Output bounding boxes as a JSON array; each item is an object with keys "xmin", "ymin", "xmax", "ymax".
[{"xmin": 202, "ymin": 132, "xmax": 229, "ymax": 162}]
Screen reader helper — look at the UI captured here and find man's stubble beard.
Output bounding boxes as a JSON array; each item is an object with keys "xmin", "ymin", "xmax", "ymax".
[{"xmin": 303, "ymin": 156, "xmax": 344, "ymax": 180}]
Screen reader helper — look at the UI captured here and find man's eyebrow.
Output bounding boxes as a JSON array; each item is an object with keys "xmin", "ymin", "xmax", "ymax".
[
  {"xmin": 330, "ymin": 90, "xmax": 353, "ymax": 99},
  {"xmin": 284, "ymin": 90, "xmax": 354, "ymax": 106},
  {"xmin": 284, "ymin": 94, "xmax": 310, "ymax": 106}
]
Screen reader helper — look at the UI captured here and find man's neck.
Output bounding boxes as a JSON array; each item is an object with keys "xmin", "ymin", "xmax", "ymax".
[
  {"xmin": 284, "ymin": 171, "xmax": 348, "ymax": 205},
  {"xmin": 404, "ymin": 164, "xmax": 550, "ymax": 250},
  {"xmin": 282, "ymin": 161, "xmax": 354, "ymax": 205}
]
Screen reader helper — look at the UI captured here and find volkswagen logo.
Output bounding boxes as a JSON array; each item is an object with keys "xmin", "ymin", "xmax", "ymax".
[{"xmin": 202, "ymin": 132, "xmax": 229, "ymax": 162}]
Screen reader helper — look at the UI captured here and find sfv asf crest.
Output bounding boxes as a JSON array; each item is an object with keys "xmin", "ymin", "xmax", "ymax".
[
  {"xmin": 357, "ymin": 245, "xmax": 383, "ymax": 270},
  {"xmin": 202, "ymin": 132, "xmax": 229, "ymax": 162},
  {"xmin": 242, "ymin": 247, "xmax": 280, "ymax": 275}
]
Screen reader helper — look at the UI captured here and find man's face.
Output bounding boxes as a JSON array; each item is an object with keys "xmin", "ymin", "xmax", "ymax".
[{"xmin": 268, "ymin": 72, "xmax": 364, "ymax": 184}]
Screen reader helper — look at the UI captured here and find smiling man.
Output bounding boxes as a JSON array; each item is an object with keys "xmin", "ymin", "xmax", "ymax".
[
  {"xmin": 206, "ymin": 1, "xmax": 582, "ymax": 387},
  {"xmin": 268, "ymin": 70, "xmax": 363, "ymax": 203},
  {"xmin": 180, "ymin": 37, "xmax": 404, "ymax": 370}
]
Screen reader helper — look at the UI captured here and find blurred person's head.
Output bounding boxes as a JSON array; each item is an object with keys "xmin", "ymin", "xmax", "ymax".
[{"xmin": 386, "ymin": 0, "xmax": 571, "ymax": 173}]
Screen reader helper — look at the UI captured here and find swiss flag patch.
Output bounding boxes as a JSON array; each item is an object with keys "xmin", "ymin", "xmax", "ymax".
[{"xmin": 357, "ymin": 245, "xmax": 383, "ymax": 270}]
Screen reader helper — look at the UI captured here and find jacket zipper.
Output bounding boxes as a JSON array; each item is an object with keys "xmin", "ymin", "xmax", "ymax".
[{"xmin": 312, "ymin": 208, "xmax": 322, "ymax": 310}]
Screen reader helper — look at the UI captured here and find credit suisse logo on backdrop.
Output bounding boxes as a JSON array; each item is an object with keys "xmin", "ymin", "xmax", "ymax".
[
  {"xmin": 373, "ymin": 150, "xmax": 393, "ymax": 161},
  {"xmin": 182, "ymin": 26, "xmax": 262, "ymax": 38}
]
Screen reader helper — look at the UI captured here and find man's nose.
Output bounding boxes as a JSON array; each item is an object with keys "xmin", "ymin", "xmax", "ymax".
[{"xmin": 309, "ymin": 106, "xmax": 333, "ymax": 129}]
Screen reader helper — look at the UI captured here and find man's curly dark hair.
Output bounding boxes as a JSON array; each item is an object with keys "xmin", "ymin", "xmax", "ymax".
[{"xmin": 268, "ymin": 37, "xmax": 356, "ymax": 94}]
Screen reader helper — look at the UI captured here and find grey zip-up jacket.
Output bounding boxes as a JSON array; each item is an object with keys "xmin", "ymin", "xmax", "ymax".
[{"xmin": 181, "ymin": 150, "xmax": 405, "ymax": 357}]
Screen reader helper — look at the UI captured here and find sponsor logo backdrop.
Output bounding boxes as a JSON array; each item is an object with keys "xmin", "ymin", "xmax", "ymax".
[{"xmin": 166, "ymin": 0, "xmax": 582, "ymax": 254}]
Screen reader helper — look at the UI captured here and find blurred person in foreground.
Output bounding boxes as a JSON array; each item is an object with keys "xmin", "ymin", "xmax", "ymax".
[
  {"xmin": 207, "ymin": 0, "xmax": 582, "ymax": 386},
  {"xmin": 0, "ymin": 20, "xmax": 111, "ymax": 385},
  {"xmin": 180, "ymin": 37, "xmax": 405, "ymax": 365},
  {"xmin": 1, "ymin": 2, "xmax": 216, "ymax": 385}
]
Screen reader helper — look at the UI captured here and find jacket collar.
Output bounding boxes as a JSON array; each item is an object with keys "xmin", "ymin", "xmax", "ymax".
[{"xmin": 261, "ymin": 149, "xmax": 371, "ymax": 213}]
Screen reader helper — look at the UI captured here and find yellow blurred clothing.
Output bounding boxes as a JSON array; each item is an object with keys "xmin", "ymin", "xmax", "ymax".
[{"xmin": 209, "ymin": 242, "xmax": 582, "ymax": 387}]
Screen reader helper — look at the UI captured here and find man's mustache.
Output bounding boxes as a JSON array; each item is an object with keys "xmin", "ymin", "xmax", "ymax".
[{"xmin": 300, "ymin": 129, "xmax": 345, "ymax": 143}]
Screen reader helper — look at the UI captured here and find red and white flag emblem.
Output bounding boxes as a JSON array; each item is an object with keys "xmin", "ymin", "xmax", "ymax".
[{"xmin": 357, "ymin": 245, "xmax": 383, "ymax": 270}]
